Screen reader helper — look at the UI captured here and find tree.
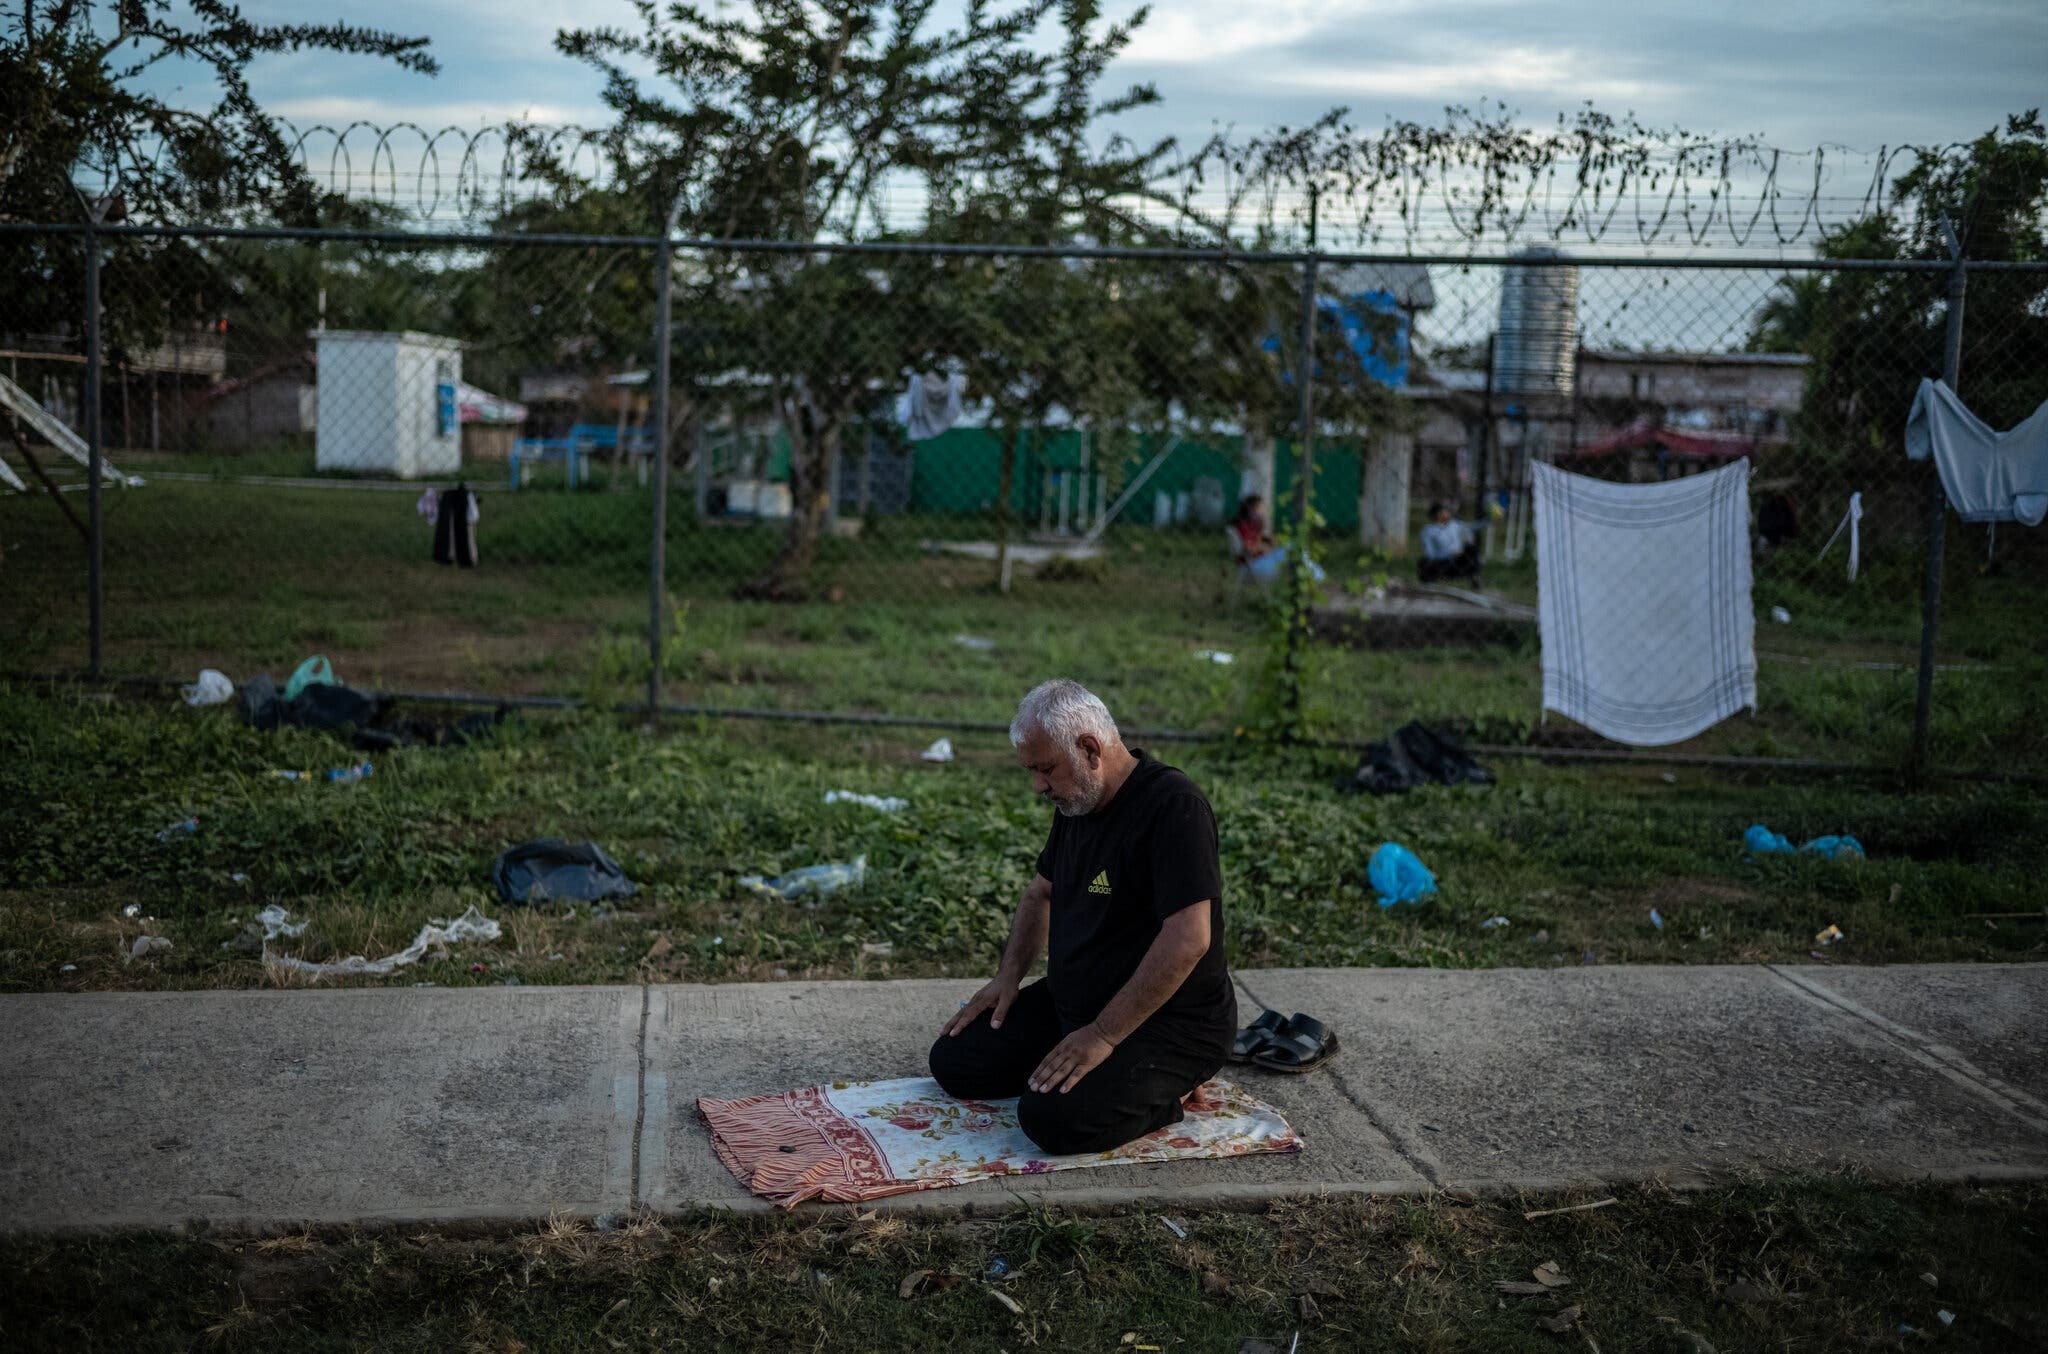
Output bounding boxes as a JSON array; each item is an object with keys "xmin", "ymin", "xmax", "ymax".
[
  {"xmin": 1750, "ymin": 112, "xmax": 2048, "ymax": 491},
  {"xmin": 549, "ymin": 0, "xmax": 1177, "ymax": 599},
  {"xmin": 1, "ymin": 1, "xmax": 438, "ymax": 365}
]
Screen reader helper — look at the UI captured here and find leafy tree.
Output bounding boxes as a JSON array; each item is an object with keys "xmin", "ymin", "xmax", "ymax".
[
  {"xmin": 548, "ymin": 0, "xmax": 1178, "ymax": 599},
  {"xmin": 1, "ymin": 1, "xmax": 437, "ymax": 364},
  {"xmin": 1749, "ymin": 112, "xmax": 2048, "ymax": 477}
]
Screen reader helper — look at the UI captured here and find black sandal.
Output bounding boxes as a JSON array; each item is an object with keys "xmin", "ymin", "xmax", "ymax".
[
  {"xmin": 1251, "ymin": 1013, "xmax": 1339, "ymax": 1074},
  {"xmin": 1230, "ymin": 1009, "xmax": 1287, "ymax": 1063}
]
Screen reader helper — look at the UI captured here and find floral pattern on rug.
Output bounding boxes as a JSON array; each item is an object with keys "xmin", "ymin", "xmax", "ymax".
[{"xmin": 700, "ymin": 1076, "xmax": 1300, "ymax": 1206}]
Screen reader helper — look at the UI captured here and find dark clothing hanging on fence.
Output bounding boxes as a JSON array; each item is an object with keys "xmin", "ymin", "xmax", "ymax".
[{"xmin": 433, "ymin": 484, "xmax": 478, "ymax": 567}]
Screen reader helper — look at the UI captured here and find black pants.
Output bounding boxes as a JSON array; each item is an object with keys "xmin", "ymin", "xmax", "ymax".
[
  {"xmin": 927, "ymin": 980, "xmax": 1227, "ymax": 1156},
  {"xmin": 1419, "ymin": 545, "xmax": 1480, "ymax": 583}
]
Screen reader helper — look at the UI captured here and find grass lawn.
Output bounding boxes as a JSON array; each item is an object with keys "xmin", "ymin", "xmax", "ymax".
[
  {"xmin": 5, "ymin": 1178, "xmax": 2042, "ymax": 1350},
  {"xmin": 4, "ymin": 683, "xmax": 2043, "ymax": 994},
  {"xmin": 3, "ymin": 463, "xmax": 2044, "ymax": 772}
]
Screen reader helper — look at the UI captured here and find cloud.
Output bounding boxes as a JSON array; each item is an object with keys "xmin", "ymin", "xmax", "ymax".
[
  {"xmin": 1119, "ymin": 0, "xmax": 1350, "ymax": 65},
  {"xmin": 269, "ymin": 97, "xmax": 600, "ymax": 130},
  {"xmin": 1277, "ymin": 47, "xmax": 1664, "ymax": 106}
]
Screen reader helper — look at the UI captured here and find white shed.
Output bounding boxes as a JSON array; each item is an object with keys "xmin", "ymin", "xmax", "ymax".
[{"xmin": 315, "ymin": 330, "xmax": 463, "ymax": 477}]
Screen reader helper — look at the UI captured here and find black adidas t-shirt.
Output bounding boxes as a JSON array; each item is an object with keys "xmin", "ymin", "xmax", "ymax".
[{"xmin": 1034, "ymin": 751, "xmax": 1234, "ymax": 1045}]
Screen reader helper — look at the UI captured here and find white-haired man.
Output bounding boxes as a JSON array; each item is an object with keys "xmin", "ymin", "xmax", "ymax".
[{"xmin": 929, "ymin": 679, "xmax": 1235, "ymax": 1155}]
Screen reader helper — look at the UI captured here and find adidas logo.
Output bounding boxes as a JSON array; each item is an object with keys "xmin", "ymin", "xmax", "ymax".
[{"xmin": 1087, "ymin": 870, "xmax": 1111, "ymax": 895}]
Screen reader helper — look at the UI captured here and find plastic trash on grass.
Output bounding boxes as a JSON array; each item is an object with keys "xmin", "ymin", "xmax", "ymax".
[
  {"xmin": 824, "ymin": 791, "xmax": 907, "ymax": 812},
  {"xmin": 952, "ymin": 634, "xmax": 996, "ymax": 652},
  {"xmin": 1745, "ymin": 824, "xmax": 1865, "ymax": 860},
  {"xmin": 257, "ymin": 905, "xmax": 308, "ymax": 939},
  {"xmin": 1369, "ymin": 842, "xmax": 1437, "ymax": 907},
  {"xmin": 920, "ymin": 738, "xmax": 955, "ymax": 763},
  {"xmin": 740, "ymin": 855, "xmax": 868, "ymax": 904},
  {"xmin": 266, "ymin": 905, "xmax": 501, "ymax": 978},
  {"xmin": 269, "ymin": 761, "xmax": 373, "ymax": 784},
  {"xmin": 282, "ymin": 654, "xmax": 336, "ymax": 703},
  {"xmin": 492, "ymin": 839, "xmax": 638, "ymax": 906},
  {"xmin": 1192, "ymin": 650, "xmax": 1235, "ymax": 664},
  {"xmin": 181, "ymin": 669, "xmax": 233, "ymax": 707}
]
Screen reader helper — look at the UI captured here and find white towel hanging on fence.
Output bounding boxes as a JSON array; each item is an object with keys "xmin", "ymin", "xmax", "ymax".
[
  {"xmin": 1533, "ymin": 460, "xmax": 1757, "ymax": 748},
  {"xmin": 899, "ymin": 372, "xmax": 966, "ymax": 441},
  {"xmin": 1816, "ymin": 491, "xmax": 1863, "ymax": 581},
  {"xmin": 1905, "ymin": 379, "xmax": 2048, "ymax": 526}
]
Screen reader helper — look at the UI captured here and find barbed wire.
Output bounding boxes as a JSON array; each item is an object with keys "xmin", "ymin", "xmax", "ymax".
[
  {"xmin": 273, "ymin": 119, "xmax": 1979, "ymax": 256},
  {"xmin": 278, "ymin": 120, "xmax": 621, "ymax": 223}
]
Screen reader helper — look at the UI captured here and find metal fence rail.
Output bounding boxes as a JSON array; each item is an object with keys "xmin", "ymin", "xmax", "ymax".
[{"xmin": 2, "ymin": 221, "xmax": 2042, "ymax": 776}]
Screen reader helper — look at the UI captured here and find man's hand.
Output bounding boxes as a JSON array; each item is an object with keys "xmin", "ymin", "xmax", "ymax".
[
  {"xmin": 940, "ymin": 974, "xmax": 1019, "ymax": 1037},
  {"xmin": 1029, "ymin": 1024, "xmax": 1115, "ymax": 1094}
]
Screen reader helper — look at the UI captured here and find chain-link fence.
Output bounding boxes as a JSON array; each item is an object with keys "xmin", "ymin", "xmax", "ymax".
[{"xmin": 3, "ymin": 222, "xmax": 2043, "ymax": 774}]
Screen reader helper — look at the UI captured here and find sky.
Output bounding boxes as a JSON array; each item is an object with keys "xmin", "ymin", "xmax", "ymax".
[{"xmin": 169, "ymin": 0, "xmax": 2046, "ymax": 158}]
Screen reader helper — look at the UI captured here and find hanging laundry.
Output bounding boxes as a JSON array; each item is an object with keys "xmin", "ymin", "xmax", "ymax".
[
  {"xmin": 899, "ymin": 372, "xmax": 965, "ymax": 441},
  {"xmin": 1816, "ymin": 491, "xmax": 1864, "ymax": 581},
  {"xmin": 1532, "ymin": 460, "xmax": 1756, "ymax": 747},
  {"xmin": 433, "ymin": 483, "xmax": 480, "ymax": 567},
  {"xmin": 415, "ymin": 487, "xmax": 440, "ymax": 522},
  {"xmin": 1905, "ymin": 379, "xmax": 2048, "ymax": 526}
]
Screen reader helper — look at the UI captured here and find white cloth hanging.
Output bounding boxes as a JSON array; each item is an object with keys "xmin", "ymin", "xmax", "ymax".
[
  {"xmin": 1905, "ymin": 379, "xmax": 2048, "ymax": 526},
  {"xmin": 414, "ymin": 487, "xmax": 478, "ymax": 524},
  {"xmin": 1533, "ymin": 460, "xmax": 1757, "ymax": 747},
  {"xmin": 899, "ymin": 372, "xmax": 965, "ymax": 441},
  {"xmin": 1816, "ymin": 491, "xmax": 1863, "ymax": 581}
]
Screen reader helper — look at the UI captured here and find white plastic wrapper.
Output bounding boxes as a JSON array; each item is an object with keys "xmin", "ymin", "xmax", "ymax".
[
  {"xmin": 824, "ymin": 790, "xmax": 907, "ymax": 812},
  {"xmin": 181, "ymin": 669, "xmax": 233, "ymax": 706},
  {"xmin": 266, "ymin": 905, "xmax": 502, "ymax": 978}
]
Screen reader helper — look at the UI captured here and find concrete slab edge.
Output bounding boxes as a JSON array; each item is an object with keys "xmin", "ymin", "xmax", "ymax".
[
  {"xmin": 1766, "ymin": 965, "xmax": 2048, "ymax": 1135},
  {"xmin": 18, "ymin": 1161, "xmax": 2044, "ymax": 1237},
  {"xmin": 1231, "ymin": 973, "xmax": 1444, "ymax": 1186}
]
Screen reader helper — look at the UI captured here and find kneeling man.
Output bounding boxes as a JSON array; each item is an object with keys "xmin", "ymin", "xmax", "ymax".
[{"xmin": 930, "ymin": 679, "xmax": 1236, "ymax": 1155}]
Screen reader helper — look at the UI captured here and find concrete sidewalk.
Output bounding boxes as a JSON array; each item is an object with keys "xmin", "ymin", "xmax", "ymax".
[{"xmin": 2, "ymin": 964, "xmax": 2043, "ymax": 1232}]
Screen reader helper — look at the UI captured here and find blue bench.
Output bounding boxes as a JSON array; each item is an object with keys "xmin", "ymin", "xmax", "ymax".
[
  {"xmin": 508, "ymin": 437, "xmax": 585, "ymax": 489},
  {"xmin": 510, "ymin": 426, "xmax": 657, "ymax": 488}
]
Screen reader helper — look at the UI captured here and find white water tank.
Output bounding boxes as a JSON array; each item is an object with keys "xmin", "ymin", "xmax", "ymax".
[
  {"xmin": 1491, "ymin": 248, "xmax": 1579, "ymax": 399},
  {"xmin": 315, "ymin": 330, "xmax": 463, "ymax": 477}
]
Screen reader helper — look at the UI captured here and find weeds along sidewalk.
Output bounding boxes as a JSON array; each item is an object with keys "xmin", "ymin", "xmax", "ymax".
[{"xmin": 1, "ymin": 685, "xmax": 2043, "ymax": 995}]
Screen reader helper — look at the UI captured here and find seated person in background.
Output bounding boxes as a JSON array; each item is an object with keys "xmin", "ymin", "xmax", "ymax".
[
  {"xmin": 1418, "ymin": 499, "xmax": 1491, "ymax": 583},
  {"xmin": 1232, "ymin": 494, "xmax": 1275, "ymax": 562},
  {"xmin": 1757, "ymin": 492, "xmax": 1799, "ymax": 549}
]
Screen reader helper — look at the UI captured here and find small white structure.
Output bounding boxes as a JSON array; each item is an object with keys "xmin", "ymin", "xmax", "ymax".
[{"xmin": 315, "ymin": 331, "xmax": 463, "ymax": 477}]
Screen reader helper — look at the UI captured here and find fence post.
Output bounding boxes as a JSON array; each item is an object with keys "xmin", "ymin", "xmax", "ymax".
[
  {"xmin": 84, "ymin": 222, "xmax": 103, "ymax": 680},
  {"xmin": 648, "ymin": 232, "xmax": 674, "ymax": 717},
  {"xmin": 1912, "ymin": 236, "xmax": 1966, "ymax": 777},
  {"xmin": 1290, "ymin": 225, "xmax": 1318, "ymax": 534}
]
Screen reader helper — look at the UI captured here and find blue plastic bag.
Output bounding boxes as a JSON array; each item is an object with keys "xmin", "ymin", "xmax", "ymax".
[
  {"xmin": 283, "ymin": 654, "xmax": 335, "ymax": 703},
  {"xmin": 1745, "ymin": 823, "xmax": 1865, "ymax": 860},
  {"xmin": 1369, "ymin": 842, "xmax": 1437, "ymax": 907},
  {"xmin": 1744, "ymin": 824, "xmax": 1793, "ymax": 855}
]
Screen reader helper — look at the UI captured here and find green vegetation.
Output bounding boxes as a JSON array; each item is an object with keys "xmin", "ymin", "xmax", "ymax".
[
  {"xmin": 5, "ymin": 1178, "xmax": 2043, "ymax": 1350},
  {"xmin": 4, "ymin": 462, "xmax": 2043, "ymax": 770},
  {"xmin": 3, "ymin": 682, "xmax": 2042, "ymax": 995}
]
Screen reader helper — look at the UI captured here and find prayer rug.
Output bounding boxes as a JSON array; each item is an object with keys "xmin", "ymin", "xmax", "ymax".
[{"xmin": 699, "ymin": 1076, "xmax": 1301, "ymax": 1207}]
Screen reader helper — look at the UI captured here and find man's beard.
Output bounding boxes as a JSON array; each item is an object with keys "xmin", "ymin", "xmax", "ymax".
[{"xmin": 1047, "ymin": 765, "xmax": 1106, "ymax": 817}]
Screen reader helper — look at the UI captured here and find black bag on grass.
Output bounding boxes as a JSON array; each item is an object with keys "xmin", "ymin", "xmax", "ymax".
[
  {"xmin": 238, "ymin": 673, "xmax": 387, "ymax": 734},
  {"xmin": 493, "ymin": 839, "xmax": 638, "ymax": 906},
  {"xmin": 1344, "ymin": 721, "xmax": 1494, "ymax": 795}
]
